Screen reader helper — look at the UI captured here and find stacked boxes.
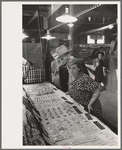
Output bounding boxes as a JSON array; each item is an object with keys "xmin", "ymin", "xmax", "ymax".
[{"xmin": 22, "ymin": 65, "xmax": 45, "ymax": 83}]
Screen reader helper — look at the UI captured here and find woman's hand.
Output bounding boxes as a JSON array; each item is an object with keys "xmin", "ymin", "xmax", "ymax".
[
  {"xmin": 87, "ymin": 88, "xmax": 100, "ymax": 114},
  {"xmin": 88, "ymin": 103, "xmax": 93, "ymax": 114}
]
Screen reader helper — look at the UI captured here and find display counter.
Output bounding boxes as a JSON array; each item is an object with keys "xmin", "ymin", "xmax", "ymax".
[{"xmin": 23, "ymin": 82, "xmax": 118, "ymax": 146}]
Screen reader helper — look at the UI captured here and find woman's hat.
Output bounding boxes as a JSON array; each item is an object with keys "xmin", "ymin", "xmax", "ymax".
[
  {"xmin": 56, "ymin": 45, "xmax": 72, "ymax": 58},
  {"xmin": 66, "ymin": 57, "xmax": 89, "ymax": 75}
]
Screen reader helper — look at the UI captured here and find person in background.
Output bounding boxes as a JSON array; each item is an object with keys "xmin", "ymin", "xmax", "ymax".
[
  {"xmin": 93, "ymin": 51, "xmax": 106, "ymax": 88},
  {"xmin": 55, "ymin": 45, "xmax": 89, "ymax": 92},
  {"xmin": 50, "ymin": 52, "xmax": 61, "ymax": 89},
  {"xmin": 67, "ymin": 57, "xmax": 102, "ymax": 118},
  {"xmin": 22, "ymin": 58, "xmax": 54, "ymax": 145},
  {"xmin": 90, "ymin": 48, "xmax": 99, "ymax": 59},
  {"xmin": 22, "ymin": 84, "xmax": 54, "ymax": 145},
  {"xmin": 22, "ymin": 57, "xmax": 33, "ymax": 84}
]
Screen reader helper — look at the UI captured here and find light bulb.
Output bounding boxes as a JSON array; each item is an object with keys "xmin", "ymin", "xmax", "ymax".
[
  {"xmin": 22, "ymin": 33, "xmax": 28, "ymax": 40},
  {"xmin": 108, "ymin": 25, "xmax": 114, "ymax": 29},
  {"xmin": 67, "ymin": 23, "xmax": 74, "ymax": 27},
  {"xmin": 56, "ymin": 7, "xmax": 77, "ymax": 23},
  {"xmin": 41, "ymin": 30, "xmax": 56, "ymax": 40}
]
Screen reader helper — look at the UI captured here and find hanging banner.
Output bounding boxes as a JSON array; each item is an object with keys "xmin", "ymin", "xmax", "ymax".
[{"xmin": 23, "ymin": 43, "xmax": 44, "ymax": 69}]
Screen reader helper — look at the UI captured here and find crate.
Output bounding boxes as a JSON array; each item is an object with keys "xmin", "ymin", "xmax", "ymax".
[{"xmin": 23, "ymin": 65, "xmax": 45, "ymax": 84}]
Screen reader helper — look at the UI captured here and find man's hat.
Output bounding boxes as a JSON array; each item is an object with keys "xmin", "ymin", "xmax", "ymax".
[
  {"xmin": 52, "ymin": 52, "xmax": 58, "ymax": 59},
  {"xmin": 56, "ymin": 45, "xmax": 72, "ymax": 58}
]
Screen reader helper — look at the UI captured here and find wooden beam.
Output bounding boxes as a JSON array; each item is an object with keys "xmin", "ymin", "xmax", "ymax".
[
  {"xmin": 48, "ymin": 4, "xmax": 63, "ymax": 18},
  {"xmin": 111, "ymin": 33, "xmax": 117, "ymax": 36}
]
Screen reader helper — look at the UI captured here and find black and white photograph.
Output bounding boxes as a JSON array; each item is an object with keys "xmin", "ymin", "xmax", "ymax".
[{"xmin": 2, "ymin": 1, "xmax": 121, "ymax": 149}]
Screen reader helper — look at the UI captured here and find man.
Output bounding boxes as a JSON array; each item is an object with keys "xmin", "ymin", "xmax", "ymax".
[
  {"xmin": 55, "ymin": 45, "xmax": 71, "ymax": 92},
  {"xmin": 51, "ymin": 52, "xmax": 61, "ymax": 89}
]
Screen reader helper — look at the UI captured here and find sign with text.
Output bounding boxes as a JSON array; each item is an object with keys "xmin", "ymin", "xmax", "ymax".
[{"xmin": 90, "ymin": 31, "xmax": 103, "ymax": 40}]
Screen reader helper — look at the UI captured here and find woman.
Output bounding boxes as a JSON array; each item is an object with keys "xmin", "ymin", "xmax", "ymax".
[
  {"xmin": 67, "ymin": 58, "xmax": 102, "ymax": 118},
  {"xmin": 93, "ymin": 51, "xmax": 105, "ymax": 86}
]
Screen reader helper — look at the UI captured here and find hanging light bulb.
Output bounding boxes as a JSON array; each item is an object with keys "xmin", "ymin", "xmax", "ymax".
[
  {"xmin": 56, "ymin": 7, "xmax": 77, "ymax": 23},
  {"xmin": 22, "ymin": 32, "xmax": 28, "ymax": 40},
  {"xmin": 67, "ymin": 23, "xmax": 74, "ymax": 27},
  {"xmin": 108, "ymin": 24, "xmax": 114, "ymax": 29},
  {"xmin": 41, "ymin": 30, "xmax": 56, "ymax": 40}
]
